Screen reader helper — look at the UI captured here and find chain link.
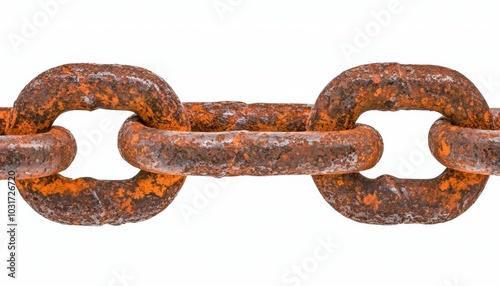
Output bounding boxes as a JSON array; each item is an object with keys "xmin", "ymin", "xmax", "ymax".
[
  {"xmin": 1, "ymin": 63, "xmax": 498, "ymax": 225},
  {"xmin": 308, "ymin": 63, "xmax": 494, "ymax": 224},
  {"xmin": 6, "ymin": 64, "xmax": 190, "ymax": 225},
  {"xmin": 429, "ymin": 108, "xmax": 500, "ymax": 175},
  {"xmin": 118, "ymin": 109, "xmax": 383, "ymax": 177}
]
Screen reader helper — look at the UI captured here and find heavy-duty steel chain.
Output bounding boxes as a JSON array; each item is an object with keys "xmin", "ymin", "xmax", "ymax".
[{"xmin": 1, "ymin": 63, "xmax": 498, "ymax": 226}]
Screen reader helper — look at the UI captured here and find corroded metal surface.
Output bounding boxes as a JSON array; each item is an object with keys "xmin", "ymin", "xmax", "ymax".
[
  {"xmin": 6, "ymin": 63, "xmax": 190, "ymax": 225},
  {"xmin": 0, "ymin": 125, "xmax": 76, "ymax": 179},
  {"xmin": 118, "ymin": 115, "xmax": 383, "ymax": 177},
  {"xmin": 183, "ymin": 102, "xmax": 311, "ymax": 132},
  {"xmin": 313, "ymin": 171, "xmax": 488, "ymax": 224},
  {"xmin": 307, "ymin": 63, "xmax": 493, "ymax": 131},
  {"xmin": 6, "ymin": 64, "xmax": 190, "ymax": 134},
  {"xmin": 0, "ymin": 108, "xmax": 9, "ymax": 135},
  {"xmin": 17, "ymin": 172, "xmax": 184, "ymax": 225},
  {"xmin": 429, "ymin": 108, "xmax": 500, "ymax": 176},
  {"xmin": 1, "ymin": 107, "xmax": 76, "ymax": 180},
  {"xmin": 308, "ymin": 63, "xmax": 493, "ymax": 224},
  {"xmin": 1, "ymin": 62, "xmax": 498, "ymax": 226}
]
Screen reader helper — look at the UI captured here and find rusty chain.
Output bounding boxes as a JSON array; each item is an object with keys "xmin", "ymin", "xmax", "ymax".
[{"xmin": 1, "ymin": 63, "xmax": 498, "ymax": 226}]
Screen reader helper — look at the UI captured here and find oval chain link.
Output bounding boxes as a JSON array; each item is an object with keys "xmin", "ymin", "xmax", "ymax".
[
  {"xmin": 5, "ymin": 64, "xmax": 190, "ymax": 225},
  {"xmin": 307, "ymin": 63, "xmax": 493, "ymax": 224}
]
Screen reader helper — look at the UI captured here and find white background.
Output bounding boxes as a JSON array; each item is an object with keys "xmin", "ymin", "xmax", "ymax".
[{"xmin": 1, "ymin": 0, "xmax": 500, "ymax": 285}]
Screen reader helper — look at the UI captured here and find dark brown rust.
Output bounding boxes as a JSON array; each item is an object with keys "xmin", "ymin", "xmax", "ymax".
[
  {"xmin": 118, "ymin": 115, "xmax": 383, "ymax": 177},
  {"xmin": 183, "ymin": 102, "xmax": 311, "ymax": 132},
  {"xmin": 6, "ymin": 64, "xmax": 190, "ymax": 134},
  {"xmin": 307, "ymin": 63, "xmax": 493, "ymax": 224},
  {"xmin": 314, "ymin": 171, "xmax": 487, "ymax": 224},
  {"xmin": 7, "ymin": 63, "xmax": 190, "ymax": 225},
  {"xmin": 308, "ymin": 63, "xmax": 493, "ymax": 131},
  {"xmin": 429, "ymin": 108, "xmax": 500, "ymax": 175}
]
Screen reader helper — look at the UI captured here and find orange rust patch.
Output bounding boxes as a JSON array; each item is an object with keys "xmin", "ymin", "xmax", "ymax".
[
  {"xmin": 440, "ymin": 140, "xmax": 451, "ymax": 157},
  {"xmin": 134, "ymin": 175, "xmax": 184, "ymax": 199},
  {"xmin": 26, "ymin": 177, "xmax": 89, "ymax": 196},
  {"xmin": 121, "ymin": 198, "xmax": 133, "ymax": 213},
  {"xmin": 362, "ymin": 193, "xmax": 381, "ymax": 212},
  {"xmin": 439, "ymin": 180, "xmax": 450, "ymax": 191},
  {"xmin": 439, "ymin": 176, "xmax": 478, "ymax": 192}
]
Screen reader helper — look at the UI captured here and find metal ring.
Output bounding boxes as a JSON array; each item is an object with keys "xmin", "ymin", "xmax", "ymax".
[
  {"xmin": 118, "ymin": 115, "xmax": 383, "ymax": 177},
  {"xmin": 6, "ymin": 64, "xmax": 190, "ymax": 225},
  {"xmin": 429, "ymin": 108, "xmax": 500, "ymax": 175},
  {"xmin": 307, "ymin": 63, "xmax": 493, "ymax": 224}
]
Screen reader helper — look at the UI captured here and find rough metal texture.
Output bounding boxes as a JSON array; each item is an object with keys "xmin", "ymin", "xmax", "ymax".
[
  {"xmin": 0, "ymin": 125, "xmax": 77, "ymax": 180},
  {"xmin": 1, "ymin": 62, "xmax": 498, "ymax": 226},
  {"xmin": 118, "ymin": 115, "xmax": 383, "ymax": 177},
  {"xmin": 6, "ymin": 64, "xmax": 190, "ymax": 134},
  {"xmin": 18, "ymin": 172, "xmax": 184, "ymax": 225},
  {"xmin": 308, "ymin": 63, "xmax": 493, "ymax": 224},
  {"xmin": 184, "ymin": 102, "xmax": 311, "ymax": 132},
  {"xmin": 429, "ymin": 108, "xmax": 500, "ymax": 175},
  {"xmin": 6, "ymin": 63, "xmax": 190, "ymax": 225},
  {"xmin": 2, "ymin": 108, "xmax": 76, "ymax": 180},
  {"xmin": 0, "ymin": 107, "xmax": 9, "ymax": 135}
]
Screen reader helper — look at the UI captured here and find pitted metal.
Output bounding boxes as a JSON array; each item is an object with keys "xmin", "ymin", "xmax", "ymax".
[
  {"xmin": 5, "ymin": 64, "xmax": 189, "ymax": 225},
  {"xmin": 307, "ymin": 63, "xmax": 493, "ymax": 224},
  {"xmin": 1, "ymin": 63, "xmax": 498, "ymax": 226},
  {"xmin": 429, "ymin": 108, "xmax": 500, "ymax": 176},
  {"xmin": 118, "ymin": 114, "xmax": 383, "ymax": 177}
]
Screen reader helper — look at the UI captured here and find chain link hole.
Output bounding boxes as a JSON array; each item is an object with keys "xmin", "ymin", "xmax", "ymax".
[
  {"xmin": 54, "ymin": 110, "xmax": 138, "ymax": 180},
  {"xmin": 358, "ymin": 110, "xmax": 445, "ymax": 179}
]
